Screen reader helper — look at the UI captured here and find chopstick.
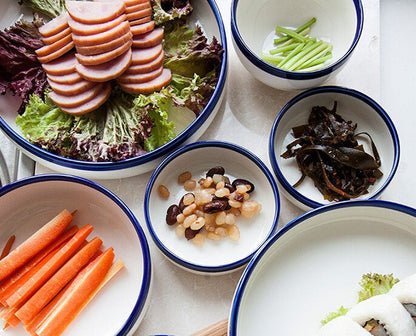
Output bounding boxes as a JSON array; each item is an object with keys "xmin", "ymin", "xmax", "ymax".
[{"xmin": 190, "ymin": 318, "xmax": 228, "ymax": 336}]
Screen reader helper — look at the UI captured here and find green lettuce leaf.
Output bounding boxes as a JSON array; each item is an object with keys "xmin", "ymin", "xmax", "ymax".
[
  {"xmin": 20, "ymin": 0, "xmax": 65, "ymax": 19},
  {"xmin": 151, "ymin": 0, "xmax": 193, "ymax": 26}
]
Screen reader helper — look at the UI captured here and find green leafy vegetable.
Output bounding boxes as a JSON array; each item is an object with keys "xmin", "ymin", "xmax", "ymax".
[
  {"xmin": 19, "ymin": 0, "xmax": 65, "ymax": 19},
  {"xmin": 321, "ymin": 305, "xmax": 350, "ymax": 325},
  {"xmin": 152, "ymin": 0, "xmax": 193, "ymax": 26},
  {"xmin": 357, "ymin": 273, "xmax": 399, "ymax": 302}
]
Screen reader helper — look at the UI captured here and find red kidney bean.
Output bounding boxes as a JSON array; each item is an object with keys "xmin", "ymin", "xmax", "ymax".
[
  {"xmin": 166, "ymin": 204, "xmax": 181, "ymax": 225},
  {"xmin": 203, "ymin": 199, "xmax": 228, "ymax": 213},
  {"xmin": 232, "ymin": 178, "xmax": 255, "ymax": 193},
  {"xmin": 185, "ymin": 227, "xmax": 200, "ymax": 240},
  {"xmin": 206, "ymin": 166, "xmax": 225, "ymax": 177}
]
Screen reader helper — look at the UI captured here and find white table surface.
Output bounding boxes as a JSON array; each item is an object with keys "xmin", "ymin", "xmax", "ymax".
[{"xmin": 1, "ymin": 0, "xmax": 416, "ymax": 335}]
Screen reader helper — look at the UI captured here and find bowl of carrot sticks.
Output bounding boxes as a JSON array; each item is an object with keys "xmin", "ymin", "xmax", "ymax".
[
  {"xmin": 231, "ymin": 0, "xmax": 363, "ymax": 90},
  {"xmin": 0, "ymin": 174, "xmax": 151, "ymax": 336}
]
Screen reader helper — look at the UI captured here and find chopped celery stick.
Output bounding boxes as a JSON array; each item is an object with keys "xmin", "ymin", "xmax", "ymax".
[
  {"xmin": 275, "ymin": 26, "xmax": 307, "ymax": 43},
  {"xmin": 286, "ymin": 41, "xmax": 326, "ymax": 71},
  {"xmin": 299, "ymin": 53, "xmax": 332, "ymax": 71},
  {"xmin": 298, "ymin": 45, "xmax": 333, "ymax": 70},
  {"xmin": 277, "ymin": 42, "xmax": 305, "ymax": 68},
  {"xmin": 270, "ymin": 43, "xmax": 300, "ymax": 55},
  {"xmin": 273, "ymin": 17, "xmax": 316, "ymax": 44},
  {"xmin": 274, "ymin": 27, "xmax": 310, "ymax": 45},
  {"xmin": 261, "ymin": 53, "xmax": 285, "ymax": 65}
]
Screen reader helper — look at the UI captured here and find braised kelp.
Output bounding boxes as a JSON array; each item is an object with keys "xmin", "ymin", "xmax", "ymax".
[{"xmin": 281, "ymin": 102, "xmax": 382, "ymax": 201}]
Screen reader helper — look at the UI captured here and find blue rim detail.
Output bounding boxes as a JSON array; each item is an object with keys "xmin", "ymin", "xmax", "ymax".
[
  {"xmin": 0, "ymin": 174, "xmax": 152, "ymax": 336},
  {"xmin": 0, "ymin": 0, "xmax": 228, "ymax": 172},
  {"xmin": 231, "ymin": 0, "xmax": 363, "ymax": 80},
  {"xmin": 268, "ymin": 85, "xmax": 400, "ymax": 209},
  {"xmin": 229, "ymin": 200, "xmax": 416, "ymax": 335},
  {"xmin": 144, "ymin": 140, "xmax": 281, "ymax": 273}
]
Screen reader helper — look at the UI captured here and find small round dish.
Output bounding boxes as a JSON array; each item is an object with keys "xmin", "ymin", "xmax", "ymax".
[
  {"xmin": 144, "ymin": 140, "xmax": 280, "ymax": 274},
  {"xmin": 269, "ymin": 86, "xmax": 400, "ymax": 211},
  {"xmin": 229, "ymin": 200, "xmax": 416, "ymax": 335},
  {"xmin": 231, "ymin": 0, "xmax": 363, "ymax": 90},
  {"xmin": 0, "ymin": 174, "xmax": 151, "ymax": 336}
]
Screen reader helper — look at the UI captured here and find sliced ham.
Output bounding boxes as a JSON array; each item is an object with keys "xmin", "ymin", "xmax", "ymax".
[
  {"xmin": 60, "ymin": 83, "xmax": 112, "ymax": 115},
  {"xmin": 129, "ymin": 16, "xmax": 151, "ymax": 27},
  {"xmin": 37, "ymin": 41, "xmax": 75, "ymax": 64},
  {"xmin": 76, "ymin": 31, "xmax": 132, "ymax": 56},
  {"xmin": 126, "ymin": 7, "xmax": 152, "ymax": 22},
  {"xmin": 117, "ymin": 65, "xmax": 162, "ymax": 84},
  {"xmin": 47, "ymin": 71, "xmax": 83, "ymax": 85},
  {"xmin": 72, "ymin": 20, "xmax": 130, "ymax": 47},
  {"xmin": 125, "ymin": 2, "xmax": 150, "ymax": 14},
  {"xmin": 75, "ymin": 40, "xmax": 132, "ymax": 66},
  {"xmin": 123, "ymin": 0, "xmax": 150, "ymax": 6},
  {"xmin": 132, "ymin": 27, "xmax": 163, "ymax": 48},
  {"xmin": 68, "ymin": 14, "xmax": 127, "ymax": 36},
  {"xmin": 36, "ymin": 34, "xmax": 73, "ymax": 58},
  {"xmin": 48, "ymin": 82, "xmax": 104, "ymax": 108},
  {"xmin": 125, "ymin": 51, "xmax": 164, "ymax": 75},
  {"xmin": 130, "ymin": 20, "xmax": 155, "ymax": 36},
  {"xmin": 42, "ymin": 27, "xmax": 71, "ymax": 45},
  {"xmin": 41, "ymin": 52, "xmax": 77, "ymax": 76},
  {"xmin": 131, "ymin": 44, "xmax": 162, "ymax": 65},
  {"xmin": 76, "ymin": 48, "xmax": 132, "ymax": 82},
  {"xmin": 119, "ymin": 68, "xmax": 171, "ymax": 94},
  {"xmin": 66, "ymin": 0, "xmax": 126, "ymax": 25},
  {"xmin": 38, "ymin": 12, "xmax": 69, "ymax": 37},
  {"xmin": 47, "ymin": 78, "xmax": 95, "ymax": 96}
]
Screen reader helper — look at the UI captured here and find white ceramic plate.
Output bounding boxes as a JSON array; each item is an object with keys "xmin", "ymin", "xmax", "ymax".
[
  {"xmin": 0, "ymin": 174, "xmax": 151, "ymax": 336},
  {"xmin": 229, "ymin": 200, "xmax": 416, "ymax": 335}
]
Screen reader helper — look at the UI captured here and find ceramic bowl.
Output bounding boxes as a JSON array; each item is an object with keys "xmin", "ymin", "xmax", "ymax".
[
  {"xmin": 144, "ymin": 140, "xmax": 280, "ymax": 274},
  {"xmin": 269, "ymin": 86, "xmax": 400, "ymax": 211},
  {"xmin": 0, "ymin": 174, "xmax": 151, "ymax": 335},
  {"xmin": 0, "ymin": 0, "xmax": 227, "ymax": 179},
  {"xmin": 229, "ymin": 200, "xmax": 416, "ymax": 335},
  {"xmin": 231, "ymin": 0, "xmax": 363, "ymax": 90}
]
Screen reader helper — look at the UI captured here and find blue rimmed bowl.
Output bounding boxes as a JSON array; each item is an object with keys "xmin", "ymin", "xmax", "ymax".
[
  {"xmin": 231, "ymin": 0, "xmax": 363, "ymax": 90},
  {"xmin": 0, "ymin": 174, "xmax": 151, "ymax": 336},
  {"xmin": 269, "ymin": 86, "xmax": 400, "ymax": 211},
  {"xmin": 144, "ymin": 140, "xmax": 280, "ymax": 274},
  {"xmin": 0, "ymin": 0, "xmax": 227, "ymax": 179},
  {"xmin": 229, "ymin": 200, "xmax": 416, "ymax": 335}
]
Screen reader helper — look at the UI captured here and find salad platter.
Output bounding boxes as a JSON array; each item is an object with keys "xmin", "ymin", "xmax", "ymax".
[{"xmin": 0, "ymin": 0, "xmax": 415, "ymax": 335}]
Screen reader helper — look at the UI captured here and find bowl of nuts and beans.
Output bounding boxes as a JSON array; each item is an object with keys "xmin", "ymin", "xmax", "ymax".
[{"xmin": 144, "ymin": 140, "xmax": 280, "ymax": 274}]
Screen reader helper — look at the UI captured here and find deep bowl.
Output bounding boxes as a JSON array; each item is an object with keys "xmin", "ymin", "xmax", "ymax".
[
  {"xmin": 231, "ymin": 0, "xmax": 363, "ymax": 90},
  {"xmin": 0, "ymin": 0, "xmax": 227, "ymax": 179},
  {"xmin": 144, "ymin": 140, "xmax": 280, "ymax": 274},
  {"xmin": 269, "ymin": 86, "xmax": 400, "ymax": 211},
  {"xmin": 0, "ymin": 174, "xmax": 151, "ymax": 335}
]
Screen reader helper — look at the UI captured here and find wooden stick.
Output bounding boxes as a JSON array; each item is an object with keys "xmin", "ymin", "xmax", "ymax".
[{"xmin": 190, "ymin": 318, "xmax": 228, "ymax": 336}]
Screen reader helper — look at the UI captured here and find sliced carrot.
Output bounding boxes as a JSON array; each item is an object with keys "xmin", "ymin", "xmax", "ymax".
[
  {"xmin": 0, "ymin": 209, "xmax": 73, "ymax": 282},
  {"xmin": 16, "ymin": 237, "xmax": 103, "ymax": 324},
  {"xmin": 0, "ymin": 225, "xmax": 78, "ymax": 296},
  {"xmin": 5, "ymin": 224, "xmax": 93, "ymax": 309},
  {"xmin": 0, "ymin": 305, "xmax": 20, "ymax": 327},
  {"xmin": 0, "ymin": 235, "xmax": 15, "ymax": 260},
  {"xmin": 35, "ymin": 248, "xmax": 115, "ymax": 336}
]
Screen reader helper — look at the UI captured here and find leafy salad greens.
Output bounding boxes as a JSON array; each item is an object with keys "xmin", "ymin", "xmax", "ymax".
[{"xmin": 0, "ymin": 0, "xmax": 224, "ymax": 162}]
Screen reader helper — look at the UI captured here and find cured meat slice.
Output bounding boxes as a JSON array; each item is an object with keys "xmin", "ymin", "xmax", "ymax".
[
  {"xmin": 48, "ymin": 78, "xmax": 96, "ymax": 96},
  {"xmin": 123, "ymin": 0, "xmax": 150, "ymax": 6},
  {"xmin": 68, "ymin": 14, "xmax": 127, "ymax": 36},
  {"xmin": 66, "ymin": 0, "xmax": 126, "ymax": 25},
  {"xmin": 132, "ymin": 27, "xmax": 163, "ymax": 48},
  {"xmin": 36, "ymin": 34, "xmax": 73, "ymax": 58},
  {"xmin": 48, "ymin": 83, "xmax": 104, "ymax": 108},
  {"xmin": 131, "ymin": 44, "xmax": 162, "ymax": 65},
  {"xmin": 76, "ymin": 48, "xmax": 132, "ymax": 82},
  {"xmin": 119, "ymin": 68, "xmax": 171, "ymax": 94},
  {"xmin": 75, "ymin": 40, "xmax": 132, "ymax": 66},
  {"xmin": 125, "ymin": 51, "xmax": 164, "ymax": 74},
  {"xmin": 72, "ymin": 21, "xmax": 130, "ymax": 47},
  {"xmin": 117, "ymin": 65, "xmax": 163, "ymax": 84},
  {"xmin": 37, "ymin": 41, "xmax": 75, "ymax": 64},
  {"xmin": 38, "ymin": 12, "xmax": 69, "ymax": 37},
  {"xmin": 130, "ymin": 20, "xmax": 155, "ymax": 36},
  {"xmin": 76, "ymin": 31, "xmax": 132, "ymax": 56},
  {"xmin": 125, "ymin": 2, "xmax": 150, "ymax": 14},
  {"xmin": 126, "ymin": 7, "xmax": 152, "ymax": 22},
  {"xmin": 60, "ymin": 83, "xmax": 112, "ymax": 115},
  {"xmin": 47, "ymin": 71, "xmax": 83, "ymax": 85},
  {"xmin": 42, "ymin": 27, "xmax": 72, "ymax": 45},
  {"xmin": 41, "ymin": 52, "xmax": 77, "ymax": 76},
  {"xmin": 129, "ymin": 16, "xmax": 151, "ymax": 26}
]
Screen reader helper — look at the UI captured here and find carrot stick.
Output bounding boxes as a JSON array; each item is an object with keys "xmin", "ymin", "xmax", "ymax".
[
  {"xmin": 0, "ymin": 226, "xmax": 78, "ymax": 296},
  {"xmin": 35, "ymin": 248, "xmax": 115, "ymax": 336},
  {"xmin": 16, "ymin": 237, "xmax": 103, "ymax": 324},
  {"xmin": 0, "ymin": 209, "xmax": 73, "ymax": 282},
  {"xmin": 0, "ymin": 235, "xmax": 15, "ymax": 260},
  {"xmin": 0, "ymin": 305, "xmax": 21, "ymax": 327},
  {"xmin": 5, "ymin": 224, "xmax": 93, "ymax": 309}
]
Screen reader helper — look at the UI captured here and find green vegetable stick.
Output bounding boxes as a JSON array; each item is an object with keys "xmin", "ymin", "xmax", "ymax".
[
  {"xmin": 300, "ymin": 53, "xmax": 332, "ymax": 71},
  {"xmin": 277, "ymin": 42, "xmax": 305, "ymax": 68},
  {"xmin": 286, "ymin": 41, "xmax": 326, "ymax": 71},
  {"xmin": 273, "ymin": 17, "xmax": 316, "ymax": 44},
  {"xmin": 274, "ymin": 27, "xmax": 311, "ymax": 46},
  {"xmin": 298, "ymin": 45, "xmax": 333, "ymax": 69},
  {"xmin": 269, "ymin": 42, "xmax": 300, "ymax": 55},
  {"xmin": 275, "ymin": 26, "xmax": 307, "ymax": 43},
  {"xmin": 261, "ymin": 53, "xmax": 285, "ymax": 65}
]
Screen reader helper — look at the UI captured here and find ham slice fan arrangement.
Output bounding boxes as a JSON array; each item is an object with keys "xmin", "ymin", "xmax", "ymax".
[{"xmin": 36, "ymin": 0, "xmax": 172, "ymax": 115}]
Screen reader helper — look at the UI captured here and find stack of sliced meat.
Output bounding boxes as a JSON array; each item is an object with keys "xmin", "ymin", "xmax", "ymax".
[{"xmin": 35, "ymin": 0, "xmax": 172, "ymax": 115}]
